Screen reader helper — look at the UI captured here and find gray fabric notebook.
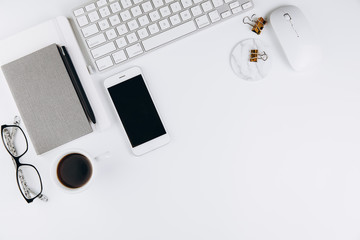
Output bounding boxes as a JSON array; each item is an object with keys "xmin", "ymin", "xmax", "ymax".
[{"xmin": 1, "ymin": 44, "xmax": 92, "ymax": 154}]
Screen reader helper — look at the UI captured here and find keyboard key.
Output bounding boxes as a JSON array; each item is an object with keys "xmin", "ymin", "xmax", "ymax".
[
  {"xmin": 88, "ymin": 11, "xmax": 100, "ymax": 22},
  {"xmin": 77, "ymin": 15, "xmax": 89, "ymax": 27},
  {"xmin": 112, "ymin": 50, "xmax": 127, "ymax": 63},
  {"xmin": 181, "ymin": 0, "xmax": 193, "ymax": 8},
  {"xmin": 170, "ymin": 14, "xmax": 181, "ymax": 25},
  {"xmin": 137, "ymin": 28, "xmax": 149, "ymax": 39},
  {"xmin": 131, "ymin": 6, "xmax": 143, "ymax": 17},
  {"xmin": 109, "ymin": 15, "xmax": 121, "ymax": 26},
  {"xmin": 106, "ymin": 29, "xmax": 118, "ymax": 40},
  {"xmin": 221, "ymin": 10, "xmax": 231, "ymax": 18},
  {"xmin": 148, "ymin": 23, "xmax": 160, "ymax": 34},
  {"xmin": 87, "ymin": 33, "xmax": 107, "ymax": 48},
  {"xmin": 201, "ymin": 1, "xmax": 213, "ymax": 12},
  {"xmin": 134, "ymin": 0, "xmax": 144, "ymax": 4},
  {"xmin": 212, "ymin": 0, "xmax": 223, "ymax": 7},
  {"xmin": 149, "ymin": 10, "xmax": 161, "ymax": 21},
  {"xmin": 159, "ymin": 19, "xmax": 170, "ymax": 30},
  {"xmin": 110, "ymin": 2, "xmax": 122, "ymax": 13},
  {"xmin": 120, "ymin": 10, "xmax": 131, "ymax": 21},
  {"xmin": 116, "ymin": 37, "xmax": 128, "ymax": 48},
  {"xmin": 138, "ymin": 15, "xmax": 150, "ymax": 26},
  {"xmin": 97, "ymin": 0, "xmax": 108, "ymax": 7},
  {"xmin": 99, "ymin": 6, "xmax": 111, "ymax": 17},
  {"xmin": 241, "ymin": 1, "xmax": 252, "ymax": 10},
  {"xmin": 116, "ymin": 24, "xmax": 129, "ymax": 35},
  {"xmin": 96, "ymin": 56, "xmax": 113, "ymax": 70},
  {"xmin": 208, "ymin": 10, "xmax": 220, "ymax": 22},
  {"xmin": 180, "ymin": 10, "xmax": 191, "ymax": 21},
  {"xmin": 232, "ymin": 6, "xmax": 242, "ymax": 14},
  {"xmin": 121, "ymin": 0, "xmax": 133, "ymax": 8},
  {"xmin": 74, "ymin": 8, "xmax": 85, "ymax": 16},
  {"xmin": 193, "ymin": 0, "xmax": 203, "ymax": 4},
  {"xmin": 91, "ymin": 42, "xmax": 116, "ymax": 58},
  {"xmin": 229, "ymin": 1, "xmax": 239, "ymax": 9},
  {"xmin": 152, "ymin": 0, "xmax": 164, "ymax": 8},
  {"xmin": 142, "ymin": 1, "xmax": 153, "ymax": 12},
  {"xmin": 126, "ymin": 32, "xmax": 138, "ymax": 43},
  {"xmin": 191, "ymin": 6, "xmax": 202, "ymax": 16},
  {"xmin": 128, "ymin": 19, "xmax": 140, "ymax": 31},
  {"xmin": 98, "ymin": 19, "xmax": 110, "ymax": 30},
  {"xmin": 85, "ymin": 3, "xmax": 96, "ymax": 11},
  {"xmin": 159, "ymin": 6, "xmax": 171, "ymax": 17},
  {"xmin": 165, "ymin": 0, "xmax": 174, "ymax": 3},
  {"xmin": 170, "ymin": 2, "xmax": 182, "ymax": 12},
  {"xmin": 142, "ymin": 21, "xmax": 196, "ymax": 51},
  {"xmin": 126, "ymin": 43, "xmax": 144, "ymax": 58},
  {"xmin": 82, "ymin": 24, "xmax": 99, "ymax": 37},
  {"xmin": 195, "ymin": 15, "xmax": 209, "ymax": 28}
]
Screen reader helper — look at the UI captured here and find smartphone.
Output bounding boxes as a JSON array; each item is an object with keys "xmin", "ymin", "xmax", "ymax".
[{"xmin": 104, "ymin": 67, "xmax": 170, "ymax": 155}]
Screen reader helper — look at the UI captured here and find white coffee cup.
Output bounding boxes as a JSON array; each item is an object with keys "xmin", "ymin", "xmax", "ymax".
[{"xmin": 52, "ymin": 149, "xmax": 96, "ymax": 193}]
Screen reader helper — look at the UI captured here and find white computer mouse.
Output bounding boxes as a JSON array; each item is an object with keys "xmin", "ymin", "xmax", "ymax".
[{"xmin": 270, "ymin": 5, "xmax": 322, "ymax": 71}]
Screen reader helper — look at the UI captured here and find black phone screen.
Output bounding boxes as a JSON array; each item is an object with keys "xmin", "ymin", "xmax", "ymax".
[{"xmin": 108, "ymin": 74, "xmax": 166, "ymax": 147}]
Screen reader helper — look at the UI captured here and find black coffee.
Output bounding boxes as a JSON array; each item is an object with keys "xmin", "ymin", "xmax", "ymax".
[{"xmin": 57, "ymin": 153, "xmax": 93, "ymax": 189}]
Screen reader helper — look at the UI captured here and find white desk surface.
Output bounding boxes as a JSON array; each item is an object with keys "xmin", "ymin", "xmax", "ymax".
[{"xmin": 1, "ymin": 0, "xmax": 360, "ymax": 239}]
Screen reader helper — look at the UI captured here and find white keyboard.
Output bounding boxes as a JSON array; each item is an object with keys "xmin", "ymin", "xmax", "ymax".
[{"xmin": 72, "ymin": 0, "xmax": 254, "ymax": 73}]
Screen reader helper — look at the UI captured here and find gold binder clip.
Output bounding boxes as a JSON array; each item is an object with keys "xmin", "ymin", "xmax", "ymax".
[
  {"xmin": 249, "ymin": 50, "xmax": 268, "ymax": 62},
  {"xmin": 243, "ymin": 14, "xmax": 267, "ymax": 35}
]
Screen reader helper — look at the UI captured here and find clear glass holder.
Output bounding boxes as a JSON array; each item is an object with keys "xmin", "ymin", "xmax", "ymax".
[{"xmin": 230, "ymin": 38, "xmax": 272, "ymax": 81}]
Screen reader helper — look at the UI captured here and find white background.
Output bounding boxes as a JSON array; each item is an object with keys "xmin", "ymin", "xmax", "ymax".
[{"xmin": 1, "ymin": 0, "xmax": 360, "ymax": 239}]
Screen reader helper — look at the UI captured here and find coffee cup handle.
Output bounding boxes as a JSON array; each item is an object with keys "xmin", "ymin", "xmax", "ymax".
[{"xmin": 94, "ymin": 151, "xmax": 111, "ymax": 161}]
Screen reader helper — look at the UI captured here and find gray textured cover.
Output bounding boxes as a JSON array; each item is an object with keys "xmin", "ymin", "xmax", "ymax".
[{"xmin": 1, "ymin": 44, "xmax": 92, "ymax": 154}]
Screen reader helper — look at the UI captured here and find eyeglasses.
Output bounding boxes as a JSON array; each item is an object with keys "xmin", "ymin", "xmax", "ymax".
[{"xmin": 1, "ymin": 117, "xmax": 47, "ymax": 203}]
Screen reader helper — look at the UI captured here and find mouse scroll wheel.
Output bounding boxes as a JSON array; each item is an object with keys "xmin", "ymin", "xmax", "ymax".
[{"xmin": 284, "ymin": 13, "xmax": 291, "ymax": 21}]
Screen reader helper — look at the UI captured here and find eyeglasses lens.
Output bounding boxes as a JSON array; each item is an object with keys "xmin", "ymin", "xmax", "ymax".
[
  {"xmin": 18, "ymin": 165, "xmax": 42, "ymax": 200},
  {"xmin": 2, "ymin": 126, "xmax": 27, "ymax": 157}
]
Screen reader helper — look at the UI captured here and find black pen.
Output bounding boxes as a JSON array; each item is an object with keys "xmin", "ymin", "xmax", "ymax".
[{"xmin": 58, "ymin": 46, "xmax": 96, "ymax": 124}]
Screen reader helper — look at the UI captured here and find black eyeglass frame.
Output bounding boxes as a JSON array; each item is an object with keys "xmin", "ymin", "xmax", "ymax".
[{"xmin": 1, "ymin": 124, "xmax": 43, "ymax": 203}]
